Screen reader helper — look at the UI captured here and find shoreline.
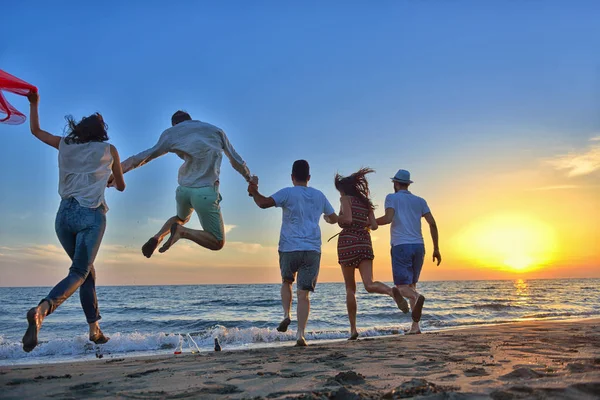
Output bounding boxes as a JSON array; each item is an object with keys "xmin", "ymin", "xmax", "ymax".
[
  {"xmin": 2, "ymin": 318, "xmax": 599, "ymax": 399},
  {"xmin": 2, "ymin": 315, "xmax": 599, "ymax": 368}
]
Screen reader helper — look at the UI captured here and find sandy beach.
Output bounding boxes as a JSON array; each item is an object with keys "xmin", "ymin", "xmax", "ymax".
[{"xmin": 1, "ymin": 318, "xmax": 599, "ymax": 399}]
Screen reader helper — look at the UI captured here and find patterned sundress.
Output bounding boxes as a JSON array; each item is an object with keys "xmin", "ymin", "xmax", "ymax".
[{"xmin": 337, "ymin": 196, "xmax": 374, "ymax": 268}]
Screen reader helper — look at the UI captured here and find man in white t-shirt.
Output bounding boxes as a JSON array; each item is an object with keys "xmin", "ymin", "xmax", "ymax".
[
  {"xmin": 248, "ymin": 160, "xmax": 338, "ymax": 346},
  {"xmin": 376, "ymin": 169, "xmax": 441, "ymax": 335}
]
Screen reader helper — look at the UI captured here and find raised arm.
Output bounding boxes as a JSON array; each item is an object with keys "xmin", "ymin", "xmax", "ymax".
[
  {"xmin": 27, "ymin": 92, "xmax": 61, "ymax": 149},
  {"xmin": 220, "ymin": 130, "xmax": 252, "ymax": 182},
  {"xmin": 423, "ymin": 212, "xmax": 441, "ymax": 265},
  {"xmin": 376, "ymin": 208, "xmax": 395, "ymax": 226},
  {"xmin": 109, "ymin": 145, "xmax": 126, "ymax": 191}
]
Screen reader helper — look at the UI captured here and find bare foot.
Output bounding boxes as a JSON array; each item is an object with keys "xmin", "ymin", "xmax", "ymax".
[
  {"xmin": 22, "ymin": 307, "xmax": 44, "ymax": 352},
  {"xmin": 404, "ymin": 322, "xmax": 421, "ymax": 335},
  {"xmin": 392, "ymin": 287, "xmax": 410, "ymax": 313},
  {"xmin": 277, "ymin": 317, "xmax": 292, "ymax": 332},
  {"xmin": 142, "ymin": 237, "xmax": 159, "ymax": 258},
  {"xmin": 159, "ymin": 223, "xmax": 182, "ymax": 253},
  {"xmin": 89, "ymin": 330, "xmax": 110, "ymax": 344},
  {"xmin": 348, "ymin": 332, "xmax": 359, "ymax": 341},
  {"xmin": 411, "ymin": 294, "xmax": 426, "ymax": 323},
  {"xmin": 295, "ymin": 337, "xmax": 307, "ymax": 347}
]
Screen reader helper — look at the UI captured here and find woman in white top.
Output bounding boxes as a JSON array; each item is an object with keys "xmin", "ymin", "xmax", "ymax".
[{"xmin": 22, "ymin": 92, "xmax": 126, "ymax": 353}]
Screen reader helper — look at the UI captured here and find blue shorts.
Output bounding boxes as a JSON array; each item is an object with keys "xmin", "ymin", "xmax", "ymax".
[{"xmin": 391, "ymin": 244, "xmax": 425, "ymax": 285}]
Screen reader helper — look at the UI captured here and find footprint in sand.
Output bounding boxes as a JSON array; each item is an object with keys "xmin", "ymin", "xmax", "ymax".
[
  {"xmin": 326, "ymin": 371, "xmax": 365, "ymax": 386},
  {"xmin": 439, "ymin": 374, "xmax": 459, "ymax": 381},
  {"xmin": 464, "ymin": 367, "xmax": 489, "ymax": 377},
  {"xmin": 499, "ymin": 367, "xmax": 543, "ymax": 380}
]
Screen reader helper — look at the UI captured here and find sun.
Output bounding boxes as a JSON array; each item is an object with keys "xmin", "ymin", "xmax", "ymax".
[
  {"xmin": 454, "ymin": 213, "xmax": 557, "ymax": 273},
  {"xmin": 503, "ymin": 255, "xmax": 534, "ymax": 271}
]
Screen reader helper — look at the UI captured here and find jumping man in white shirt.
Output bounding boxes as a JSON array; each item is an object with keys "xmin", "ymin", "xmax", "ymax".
[
  {"xmin": 113, "ymin": 111, "xmax": 253, "ymax": 256},
  {"xmin": 376, "ymin": 169, "xmax": 441, "ymax": 335}
]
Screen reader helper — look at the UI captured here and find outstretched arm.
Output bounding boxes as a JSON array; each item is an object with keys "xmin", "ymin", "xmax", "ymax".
[
  {"xmin": 376, "ymin": 208, "xmax": 395, "ymax": 226},
  {"xmin": 109, "ymin": 145, "xmax": 126, "ymax": 191},
  {"xmin": 423, "ymin": 212, "xmax": 441, "ymax": 265},
  {"xmin": 120, "ymin": 133, "xmax": 169, "ymax": 174},
  {"xmin": 248, "ymin": 180, "xmax": 276, "ymax": 209},
  {"xmin": 220, "ymin": 130, "xmax": 252, "ymax": 182},
  {"xmin": 324, "ymin": 213, "xmax": 338, "ymax": 224},
  {"xmin": 27, "ymin": 92, "xmax": 60, "ymax": 150},
  {"xmin": 368, "ymin": 210, "xmax": 378, "ymax": 231}
]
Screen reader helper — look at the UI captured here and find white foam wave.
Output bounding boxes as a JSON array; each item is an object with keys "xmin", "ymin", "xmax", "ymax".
[
  {"xmin": 0, "ymin": 332, "xmax": 180, "ymax": 362},
  {"xmin": 0, "ymin": 325, "xmax": 403, "ymax": 363}
]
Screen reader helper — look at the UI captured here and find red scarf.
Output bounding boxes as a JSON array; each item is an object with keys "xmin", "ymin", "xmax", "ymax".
[{"xmin": 0, "ymin": 69, "xmax": 37, "ymax": 125}]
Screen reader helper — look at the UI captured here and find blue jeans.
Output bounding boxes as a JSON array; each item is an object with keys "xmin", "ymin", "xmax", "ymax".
[
  {"xmin": 42, "ymin": 198, "xmax": 106, "ymax": 323},
  {"xmin": 391, "ymin": 244, "xmax": 425, "ymax": 285}
]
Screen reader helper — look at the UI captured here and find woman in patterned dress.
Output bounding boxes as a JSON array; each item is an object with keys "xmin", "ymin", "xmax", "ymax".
[{"xmin": 335, "ymin": 168, "xmax": 409, "ymax": 340}]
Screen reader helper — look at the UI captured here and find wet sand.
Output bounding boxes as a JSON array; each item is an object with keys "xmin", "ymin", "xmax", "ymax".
[{"xmin": 1, "ymin": 318, "xmax": 599, "ymax": 399}]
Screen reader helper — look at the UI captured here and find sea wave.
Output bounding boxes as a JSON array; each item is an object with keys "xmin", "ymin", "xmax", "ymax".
[
  {"xmin": 0, "ymin": 325, "xmax": 406, "ymax": 363},
  {"xmin": 473, "ymin": 303, "xmax": 520, "ymax": 311}
]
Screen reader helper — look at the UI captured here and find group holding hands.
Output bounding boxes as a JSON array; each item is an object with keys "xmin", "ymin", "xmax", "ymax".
[{"xmin": 20, "ymin": 93, "xmax": 440, "ymax": 352}]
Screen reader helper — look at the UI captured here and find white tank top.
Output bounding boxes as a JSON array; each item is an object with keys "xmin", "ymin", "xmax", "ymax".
[{"xmin": 58, "ymin": 138, "xmax": 113, "ymax": 210}]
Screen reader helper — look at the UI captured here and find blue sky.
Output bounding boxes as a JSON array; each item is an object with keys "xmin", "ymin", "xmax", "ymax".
[{"xmin": 1, "ymin": 1, "xmax": 599, "ymax": 285}]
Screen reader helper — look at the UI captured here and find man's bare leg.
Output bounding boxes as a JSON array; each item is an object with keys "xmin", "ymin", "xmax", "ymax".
[
  {"xmin": 277, "ymin": 282, "xmax": 293, "ymax": 332},
  {"xmin": 142, "ymin": 216, "xmax": 189, "ymax": 258},
  {"xmin": 295, "ymin": 289, "xmax": 310, "ymax": 346},
  {"xmin": 401, "ymin": 283, "xmax": 423, "ymax": 334},
  {"xmin": 358, "ymin": 260, "xmax": 409, "ymax": 313},
  {"xmin": 159, "ymin": 224, "xmax": 224, "ymax": 253}
]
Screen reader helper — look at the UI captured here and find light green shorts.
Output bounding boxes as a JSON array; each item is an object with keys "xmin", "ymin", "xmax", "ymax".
[{"xmin": 176, "ymin": 185, "xmax": 224, "ymax": 241}]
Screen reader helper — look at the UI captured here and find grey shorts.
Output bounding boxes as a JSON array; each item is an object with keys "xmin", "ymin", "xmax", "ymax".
[{"xmin": 279, "ymin": 251, "xmax": 321, "ymax": 292}]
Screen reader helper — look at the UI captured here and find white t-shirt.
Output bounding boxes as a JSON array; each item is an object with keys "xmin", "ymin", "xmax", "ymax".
[
  {"xmin": 270, "ymin": 186, "xmax": 335, "ymax": 253},
  {"xmin": 384, "ymin": 190, "xmax": 431, "ymax": 246}
]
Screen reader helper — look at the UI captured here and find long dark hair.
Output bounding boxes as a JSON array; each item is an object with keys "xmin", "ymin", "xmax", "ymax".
[
  {"xmin": 64, "ymin": 113, "xmax": 109, "ymax": 144},
  {"xmin": 334, "ymin": 167, "xmax": 375, "ymax": 210}
]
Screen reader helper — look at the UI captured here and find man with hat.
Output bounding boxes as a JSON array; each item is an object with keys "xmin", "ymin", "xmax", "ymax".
[{"xmin": 376, "ymin": 169, "xmax": 441, "ymax": 334}]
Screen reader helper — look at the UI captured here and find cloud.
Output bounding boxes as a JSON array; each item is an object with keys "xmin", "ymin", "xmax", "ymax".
[
  {"xmin": 227, "ymin": 241, "xmax": 275, "ymax": 254},
  {"xmin": 529, "ymin": 185, "xmax": 581, "ymax": 191},
  {"xmin": 224, "ymin": 224, "xmax": 237, "ymax": 234},
  {"xmin": 547, "ymin": 136, "xmax": 600, "ymax": 177}
]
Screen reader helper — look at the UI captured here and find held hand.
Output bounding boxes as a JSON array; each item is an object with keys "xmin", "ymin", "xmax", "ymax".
[
  {"xmin": 27, "ymin": 91, "xmax": 39, "ymax": 105},
  {"xmin": 432, "ymin": 249, "xmax": 442, "ymax": 266},
  {"xmin": 247, "ymin": 182, "xmax": 258, "ymax": 195},
  {"xmin": 247, "ymin": 175, "xmax": 259, "ymax": 197},
  {"xmin": 107, "ymin": 175, "xmax": 116, "ymax": 188}
]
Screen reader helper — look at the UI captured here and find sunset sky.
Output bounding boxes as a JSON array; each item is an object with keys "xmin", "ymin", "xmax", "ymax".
[{"xmin": 1, "ymin": 1, "xmax": 599, "ymax": 286}]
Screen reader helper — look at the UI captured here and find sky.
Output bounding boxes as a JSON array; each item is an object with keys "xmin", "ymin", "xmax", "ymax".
[{"xmin": 1, "ymin": 1, "xmax": 599, "ymax": 286}]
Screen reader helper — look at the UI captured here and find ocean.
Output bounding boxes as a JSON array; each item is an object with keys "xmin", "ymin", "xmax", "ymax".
[{"xmin": 1, "ymin": 278, "xmax": 598, "ymax": 365}]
